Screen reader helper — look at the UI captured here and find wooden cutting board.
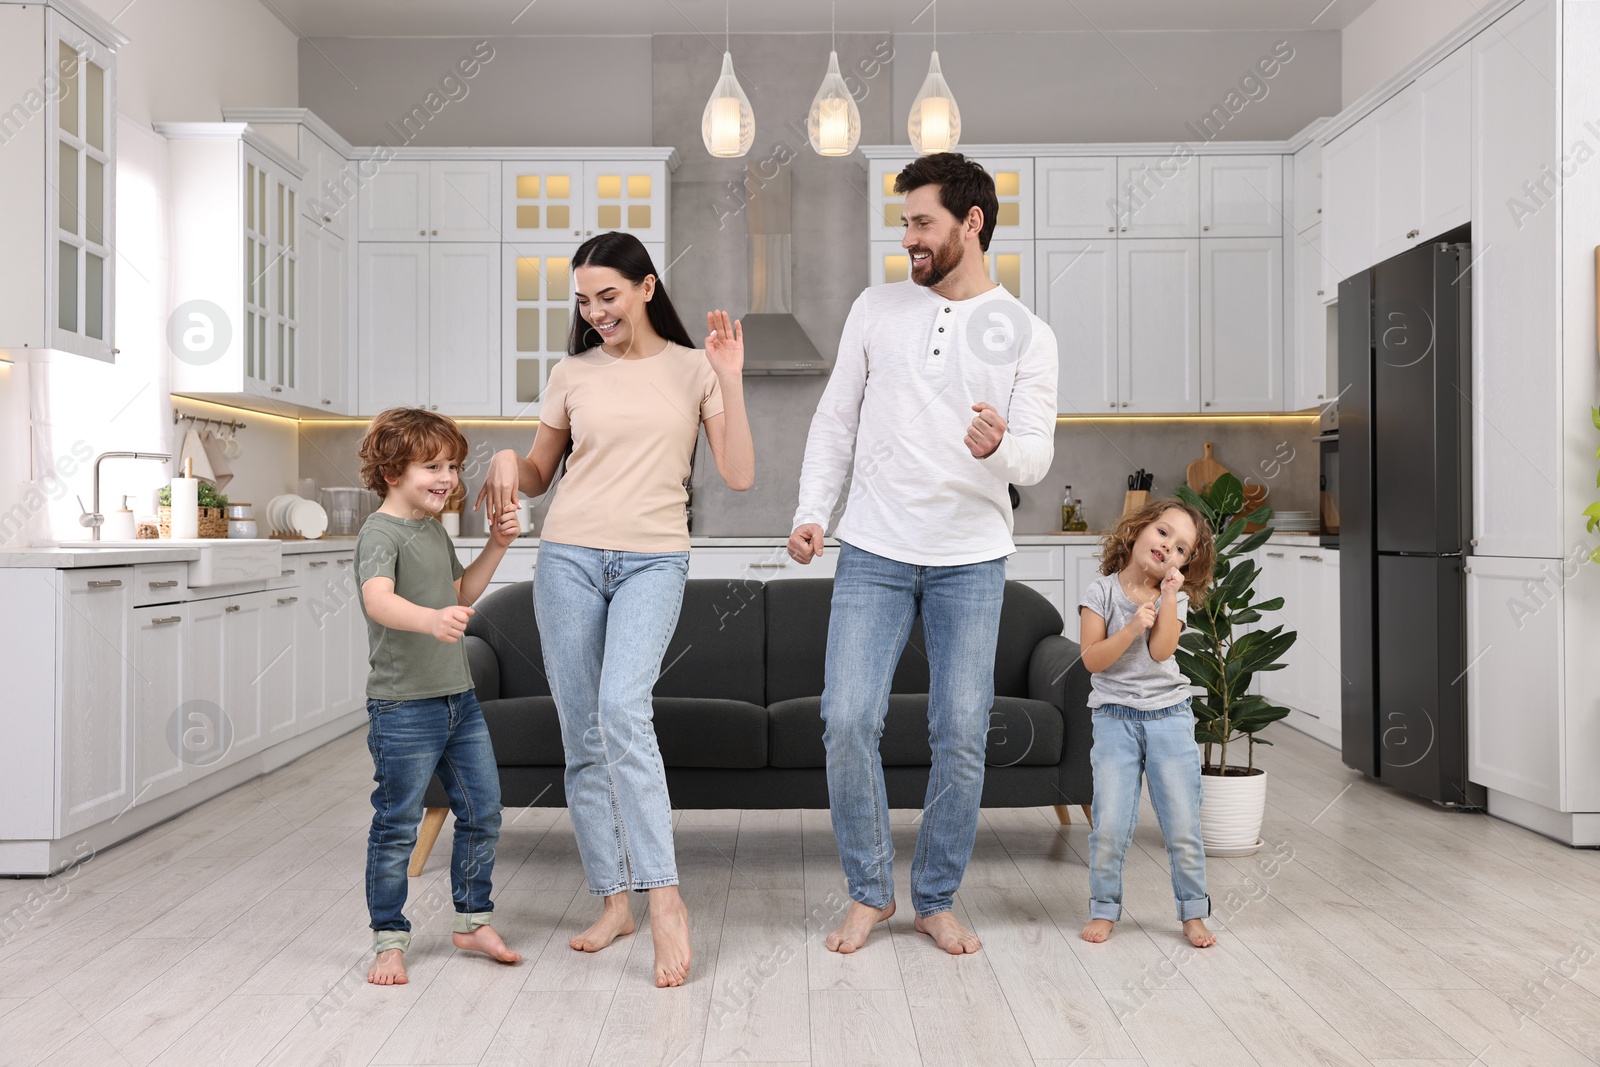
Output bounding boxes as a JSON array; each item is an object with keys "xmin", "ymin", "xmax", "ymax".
[{"xmin": 1186, "ymin": 442, "xmax": 1229, "ymax": 493}]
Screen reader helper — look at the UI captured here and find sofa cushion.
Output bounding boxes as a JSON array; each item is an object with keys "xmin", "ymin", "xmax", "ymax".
[
  {"xmin": 477, "ymin": 695, "xmax": 769, "ymax": 770},
  {"xmin": 653, "ymin": 582, "xmax": 767, "ymax": 705},
  {"xmin": 466, "ymin": 583, "xmax": 550, "ymax": 698},
  {"xmin": 767, "ymin": 694, "xmax": 1064, "ymax": 769}
]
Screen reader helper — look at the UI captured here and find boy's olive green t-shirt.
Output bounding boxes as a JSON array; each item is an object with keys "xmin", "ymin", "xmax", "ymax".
[{"xmin": 355, "ymin": 512, "xmax": 471, "ymax": 700}]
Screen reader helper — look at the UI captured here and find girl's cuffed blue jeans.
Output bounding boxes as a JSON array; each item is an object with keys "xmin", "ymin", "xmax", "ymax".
[
  {"xmin": 1088, "ymin": 700, "xmax": 1211, "ymax": 923},
  {"xmin": 534, "ymin": 540, "xmax": 689, "ymax": 897}
]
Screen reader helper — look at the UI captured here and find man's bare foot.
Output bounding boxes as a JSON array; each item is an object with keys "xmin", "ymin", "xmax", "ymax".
[
  {"xmin": 1183, "ymin": 918, "xmax": 1216, "ymax": 948},
  {"xmin": 649, "ymin": 887, "xmax": 692, "ymax": 988},
  {"xmin": 1080, "ymin": 918, "xmax": 1114, "ymax": 943},
  {"xmin": 368, "ymin": 948, "xmax": 408, "ymax": 985},
  {"xmin": 570, "ymin": 893, "xmax": 636, "ymax": 953},
  {"xmin": 825, "ymin": 900, "xmax": 895, "ymax": 954},
  {"xmin": 453, "ymin": 924, "xmax": 521, "ymax": 963},
  {"xmin": 914, "ymin": 911, "xmax": 981, "ymax": 954}
]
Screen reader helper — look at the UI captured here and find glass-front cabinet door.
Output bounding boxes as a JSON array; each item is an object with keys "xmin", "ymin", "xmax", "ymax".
[
  {"xmin": 50, "ymin": 12, "xmax": 116, "ymax": 360},
  {"xmin": 243, "ymin": 150, "xmax": 300, "ymax": 403},
  {"xmin": 582, "ymin": 161, "xmax": 667, "ymax": 244},
  {"xmin": 501, "ymin": 163, "xmax": 584, "ymax": 242},
  {"xmin": 500, "ymin": 245, "xmax": 573, "ymax": 417}
]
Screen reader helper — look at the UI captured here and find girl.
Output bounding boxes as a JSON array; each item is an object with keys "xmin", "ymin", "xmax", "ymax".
[
  {"xmin": 1077, "ymin": 498, "xmax": 1217, "ymax": 949},
  {"xmin": 475, "ymin": 232, "xmax": 755, "ymax": 987}
]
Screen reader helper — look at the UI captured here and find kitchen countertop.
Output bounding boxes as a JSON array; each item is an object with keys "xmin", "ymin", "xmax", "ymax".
[{"xmin": 447, "ymin": 532, "xmax": 1113, "ymax": 548}]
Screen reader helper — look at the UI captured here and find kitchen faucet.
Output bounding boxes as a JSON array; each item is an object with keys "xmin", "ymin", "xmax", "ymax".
[{"xmin": 79, "ymin": 451, "xmax": 172, "ymax": 540}]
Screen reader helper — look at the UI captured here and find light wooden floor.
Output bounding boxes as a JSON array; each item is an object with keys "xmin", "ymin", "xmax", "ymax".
[{"xmin": 3, "ymin": 725, "xmax": 1599, "ymax": 1067}]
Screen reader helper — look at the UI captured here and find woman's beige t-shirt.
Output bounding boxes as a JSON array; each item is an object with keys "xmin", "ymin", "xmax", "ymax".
[{"xmin": 538, "ymin": 342, "xmax": 725, "ymax": 552}]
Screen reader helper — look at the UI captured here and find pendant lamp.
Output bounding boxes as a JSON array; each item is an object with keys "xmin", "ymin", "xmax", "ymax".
[
  {"xmin": 701, "ymin": 0, "xmax": 755, "ymax": 158},
  {"xmin": 807, "ymin": 3, "xmax": 861, "ymax": 157},
  {"xmin": 908, "ymin": 2, "xmax": 960, "ymax": 154}
]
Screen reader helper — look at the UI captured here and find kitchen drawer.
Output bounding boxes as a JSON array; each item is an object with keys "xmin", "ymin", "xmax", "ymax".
[
  {"xmin": 1018, "ymin": 579, "xmax": 1067, "ymax": 630},
  {"xmin": 456, "ymin": 546, "xmax": 478, "ymax": 568},
  {"xmin": 289, "ymin": 553, "xmax": 342, "ymax": 588},
  {"xmin": 132, "ymin": 563, "xmax": 188, "ymax": 606},
  {"xmin": 688, "ymin": 546, "xmax": 836, "ymax": 582},
  {"xmin": 1005, "ymin": 545, "xmax": 1064, "ymax": 581},
  {"xmin": 491, "ymin": 547, "xmax": 538, "ymax": 584}
]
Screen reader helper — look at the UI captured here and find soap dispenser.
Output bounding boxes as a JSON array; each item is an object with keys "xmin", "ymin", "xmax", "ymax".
[{"xmin": 104, "ymin": 496, "xmax": 136, "ymax": 541}]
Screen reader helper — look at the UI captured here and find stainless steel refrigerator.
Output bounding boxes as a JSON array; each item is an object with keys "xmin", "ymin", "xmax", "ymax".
[{"xmin": 1337, "ymin": 233, "xmax": 1485, "ymax": 807}]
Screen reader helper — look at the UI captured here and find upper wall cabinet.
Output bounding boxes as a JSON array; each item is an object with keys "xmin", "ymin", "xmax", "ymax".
[
  {"xmin": 1036, "ymin": 158, "xmax": 1119, "ymax": 238},
  {"xmin": 1290, "ymin": 139, "xmax": 1322, "ymax": 234},
  {"xmin": 1037, "ymin": 239, "xmax": 1117, "ymax": 413},
  {"xmin": 868, "ymin": 156, "xmax": 1034, "ymax": 242},
  {"xmin": 1321, "ymin": 120, "xmax": 1376, "ymax": 301},
  {"xmin": 1198, "ymin": 156, "xmax": 1283, "ymax": 237},
  {"xmin": 0, "ymin": 3, "xmax": 123, "ymax": 362},
  {"xmin": 1116, "ymin": 156, "xmax": 1199, "ymax": 237},
  {"xmin": 502, "ymin": 159, "xmax": 670, "ymax": 246},
  {"xmin": 358, "ymin": 160, "xmax": 501, "ymax": 241}
]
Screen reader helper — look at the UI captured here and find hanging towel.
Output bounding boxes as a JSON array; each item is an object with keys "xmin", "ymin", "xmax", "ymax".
[
  {"xmin": 199, "ymin": 429, "xmax": 234, "ymax": 490},
  {"xmin": 177, "ymin": 426, "xmax": 216, "ymax": 486}
]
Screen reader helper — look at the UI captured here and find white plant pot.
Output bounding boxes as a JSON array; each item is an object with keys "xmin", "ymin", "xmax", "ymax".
[{"xmin": 1199, "ymin": 768, "xmax": 1267, "ymax": 857}]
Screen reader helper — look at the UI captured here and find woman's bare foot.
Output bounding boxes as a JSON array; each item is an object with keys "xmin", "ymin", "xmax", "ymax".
[
  {"xmin": 1080, "ymin": 919, "xmax": 1114, "ymax": 943},
  {"xmin": 570, "ymin": 893, "xmax": 636, "ymax": 953},
  {"xmin": 453, "ymin": 924, "xmax": 522, "ymax": 963},
  {"xmin": 1183, "ymin": 918, "xmax": 1216, "ymax": 948},
  {"xmin": 914, "ymin": 911, "xmax": 981, "ymax": 954},
  {"xmin": 649, "ymin": 886, "xmax": 691, "ymax": 988},
  {"xmin": 368, "ymin": 948, "xmax": 408, "ymax": 985},
  {"xmin": 825, "ymin": 900, "xmax": 896, "ymax": 954}
]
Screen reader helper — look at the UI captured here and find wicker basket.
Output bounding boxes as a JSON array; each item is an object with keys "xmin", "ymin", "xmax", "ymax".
[{"xmin": 159, "ymin": 506, "xmax": 228, "ymax": 539}]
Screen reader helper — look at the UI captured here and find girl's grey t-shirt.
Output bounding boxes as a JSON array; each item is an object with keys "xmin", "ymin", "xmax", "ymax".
[{"xmin": 1079, "ymin": 573, "xmax": 1192, "ymax": 711}]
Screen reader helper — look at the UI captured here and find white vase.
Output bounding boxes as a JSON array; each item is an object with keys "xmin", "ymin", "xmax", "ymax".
[{"xmin": 1199, "ymin": 768, "xmax": 1267, "ymax": 856}]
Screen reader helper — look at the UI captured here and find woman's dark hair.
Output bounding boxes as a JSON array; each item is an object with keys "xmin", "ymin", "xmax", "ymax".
[
  {"xmin": 567, "ymin": 231, "xmax": 695, "ymax": 355},
  {"xmin": 894, "ymin": 152, "xmax": 999, "ymax": 252}
]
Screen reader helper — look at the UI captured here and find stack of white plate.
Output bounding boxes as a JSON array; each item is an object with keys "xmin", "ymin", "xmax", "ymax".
[
  {"xmin": 1273, "ymin": 510, "xmax": 1319, "ymax": 532},
  {"xmin": 265, "ymin": 493, "xmax": 329, "ymax": 539}
]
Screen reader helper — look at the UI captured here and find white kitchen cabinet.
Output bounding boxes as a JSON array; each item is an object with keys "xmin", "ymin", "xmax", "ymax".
[
  {"xmin": 868, "ymin": 155, "xmax": 1034, "ymax": 243},
  {"xmin": 581, "ymin": 161, "xmax": 669, "ymax": 244},
  {"xmin": 1371, "ymin": 88, "xmax": 1423, "ymax": 264},
  {"xmin": 1037, "ymin": 240, "xmax": 1117, "ymax": 414},
  {"xmin": 222, "ymin": 592, "xmax": 266, "ymax": 760},
  {"xmin": 503, "ymin": 161, "xmax": 585, "ymax": 241},
  {"xmin": 300, "ymin": 128, "xmax": 355, "ymax": 238},
  {"xmin": 161, "ymin": 124, "xmax": 307, "ymax": 409},
  {"xmin": 1198, "ymin": 157, "xmax": 1283, "ymax": 237},
  {"xmin": 1288, "ymin": 224, "xmax": 1332, "ymax": 410},
  {"xmin": 58, "ymin": 570, "xmax": 132, "ymax": 836},
  {"xmin": 294, "ymin": 574, "xmax": 329, "ymax": 727},
  {"xmin": 359, "ymin": 160, "xmax": 501, "ymax": 242},
  {"xmin": 1471, "ymin": 0, "xmax": 1560, "ymax": 559},
  {"xmin": 299, "ymin": 224, "xmax": 348, "ymax": 412},
  {"xmin": 1417, "ymin": 46, "xmax": 1471, "ymax": 240},
  {"xmin": 1063, "ymin": 544, "xmax": 1104, "ymax": 642},
  {"xmin": 1118, "ymin": 239, "xmax": 1199, "ymax": 412},
  {"xmin": 1116, "ymin": 156, "xmax": 1199, "ymax": 238},
  {"xmin": 1320, "ymin": 120, "xmax": 1376, "ymax": 303},
  {"xmin": 357, "ymin": 243, "xmax": 428, "ymax": 414},
  {"xmin": 1465, "ymin": 556, "xmax": 1561, "ymax": 810},
  {"xmin": 1255, "ymin": 545, "xmax": 1341, "ymax": 747},
  {"xmin": 327, "ymin": 554, "xmax": 363, "ymax": 712},
  {"xmin": 983, "ymin": 241, "xmax": 1035, "ymax": 308},
  {"xmin": 1018, "ymin": 581, "xmax": 1067, "ymax": 625},
  {"xmin": 0, "ymin": 3, "xmax": 121, "ymax": 362},
  {"xmin": 502, "ymin": 158, "xmax": 671, "ymax": 245},
  {"xmin": 1035, "ymin": 157, "xmax": 1120, "ymax": 238},
  {"xmin": 131, "ymin": 605, "xmax": 186, "ymax": 805},
  {"xmin": 259, "ymin": 590, "xmax": 299, "ymax": 746},
  {"xmin": 688, "ymin": 545, "xmax": 837, "ymax": 582},
  {"xmin": 1200, "ymin": 237, "xmax": 1282, "ymax": 412},
  {"xmin": 1290, "ymin": 141, "xmax": 1321, "ymax": 234}
]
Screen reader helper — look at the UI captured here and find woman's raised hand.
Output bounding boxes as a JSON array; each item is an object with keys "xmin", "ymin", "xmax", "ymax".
[
  {"xmin": 705, "ymin": 309, "xmax": 744, "ymax": 376},
  {"xmin": 474, "ymin": 449, "xmax": 522, "ymax": 521}
]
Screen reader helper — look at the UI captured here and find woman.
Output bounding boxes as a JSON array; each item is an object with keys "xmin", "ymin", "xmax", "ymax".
[{"xmin": 476, "ymin": 232, "xmax": 754, "ymax": 987}]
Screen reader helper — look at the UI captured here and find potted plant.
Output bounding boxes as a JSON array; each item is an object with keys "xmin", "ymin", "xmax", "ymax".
[
  {"xmin": 1174, "ymin": 473, "xmax": 1297, "ymax": 856},
  {"xmin": 157, "ymin": 483, "xmax": 230, "ymax": 538}
]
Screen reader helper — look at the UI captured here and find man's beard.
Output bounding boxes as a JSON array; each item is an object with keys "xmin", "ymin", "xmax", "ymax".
[{"xmin": 909, "ymin": 226, "xmax": 965, "ymax": 288}]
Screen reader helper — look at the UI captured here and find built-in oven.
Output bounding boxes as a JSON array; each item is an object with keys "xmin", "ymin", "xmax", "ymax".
[{"xmin": 1316, "ymin": 401, "xmax": 1339, "ymax": 547}]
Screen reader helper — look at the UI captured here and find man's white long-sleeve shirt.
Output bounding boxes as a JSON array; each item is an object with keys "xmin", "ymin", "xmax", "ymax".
[{"xmin": 793, "ymin": 279, "xmax": 1058, "ymax": 567}]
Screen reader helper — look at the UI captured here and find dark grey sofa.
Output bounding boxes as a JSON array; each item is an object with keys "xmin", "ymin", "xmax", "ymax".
[{"xmin": 409, "ymin": 578, "xmax": 1093, "ymax": 873}]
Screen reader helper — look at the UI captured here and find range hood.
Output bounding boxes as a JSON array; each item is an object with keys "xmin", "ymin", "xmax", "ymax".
[{"xmin": 739, "ymin": 165, "xmax": 829, "ymax": 376}]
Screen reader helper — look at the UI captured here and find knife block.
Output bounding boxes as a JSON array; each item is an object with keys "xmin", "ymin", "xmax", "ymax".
[{"xmin": 1121, "ymin": 490, "xmax": 1150, "ymax": 518}]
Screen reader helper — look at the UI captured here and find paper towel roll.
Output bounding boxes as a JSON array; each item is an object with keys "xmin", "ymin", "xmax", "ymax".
[{"xmin": 170, "ymin": 477, "xmax": 200, "ymax": 539}]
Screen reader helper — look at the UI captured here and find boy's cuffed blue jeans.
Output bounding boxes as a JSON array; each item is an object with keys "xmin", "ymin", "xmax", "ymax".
[
  {"xmin": 366, "ymin": 689, "xmax": 502, "ymax": 954},
  {"xmin": 534, "ymin": 540, "xmax": 689, "ymax": 897},
  {"xmin": 821, "ymin": 541, "xmax": 1006, "ymax": 918},
  {"xmin": 1088, "ymin": 700, "xmax": 1210, "ymax": 923}
]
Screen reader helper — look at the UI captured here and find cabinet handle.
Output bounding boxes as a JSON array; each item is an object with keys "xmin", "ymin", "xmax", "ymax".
[
  {"xmin": 749, "ymin": 562, "xmax": 788, "ymax": 569},
  {"xmin": 148, "ymin": 579, "xmax": 179, "ymax": 589},
  {"xmin": 1316, "ymin": 289, "xmax": 1324, "ymax": 296},
  {"xmin": 1469, "ymin": 538, "xmax": 1479, "ymax": 546},
  {"xmin": 1462, "ymin": 565, "xmax": 1472, "ymax": 574},
  {"xmin": 1107, "ymin": 226, "xmax": 1115, "ymax": 232},
  {"xmin": 1406, "ymin": 228, "xmax": 1420, "ymax": 239},
  {"xmin": 1121, "ymin": 401, "xmax": 1129, "ymax": 407},
  {"xmin": 1266, "ymin": 551, "xmax": 1286, "ymax": 558},
  {"xmin": 431, "ymin": 229, "xmax": 438, "ymax": 236},
  {"xmin": 225, "ymin": 604, "xmax": 241, "ymax": 613},
  {"xmin": 1204, "ymin": 401, "xmax": 1212, "ymax": 407},
  {"xmin": 1120, "ymin": 226, "xmax": 1128, "ymax": 232},
  {"xmin": 419, "ymin": 230, "xmax": 426, "ymax": 236},
  {"xmin": 323, "ymin": 215, "xmax": 331, "ymax": 223},
  {"xmin": 1317, "ymin": 207, "xmax": 1322, "ymax": 214},
  {"xmin": 277, "ymin": 596, "xmax": 298, "ymax": 605},
  {"xmin": 336, "ymin": 558, "xmax": 354, "ymax": 564},
  {"xmin": 308, "ymin": 560, "xmax": 328, "ymax": 567},
  {"xmin": 1109, "ymin": 402, "xmax": 1117, "ymax": 408},
  {"xmin": 272, "ymin": 386, "xmax": 283, "ymax": 393},
  {"xmin": 87, "ymin": 579, "xmax": 122, "ymax": 589},
  {"xmin": 322, "ymin": 399, "xmax": 332, "ymax": 405},
  {"xmin": 153, "ymin": 615, "xmax": 182, "ymax": 625},
  {"xmin": 1298, "ymin": 554, "xmax": 1323, "ymax": 562},
  {"xmin": 1202, "ymin": 224, "xmax": 1210, "ymax": 231}
]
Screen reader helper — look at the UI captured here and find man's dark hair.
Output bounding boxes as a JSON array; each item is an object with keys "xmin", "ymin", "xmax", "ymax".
[{"xmin": 894, "ymin": 152, "xmax": 998, "ymax": 252}]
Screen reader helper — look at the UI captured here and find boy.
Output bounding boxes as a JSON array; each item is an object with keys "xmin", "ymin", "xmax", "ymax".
[{"xmin": 355, "ymin": 407, "xmax": 523, "ymax": 985}]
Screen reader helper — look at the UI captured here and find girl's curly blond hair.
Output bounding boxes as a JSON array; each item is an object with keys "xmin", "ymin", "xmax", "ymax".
[{"xmin": 1098, "ymin": 497, "xmax": 1216, "ymax": 606}]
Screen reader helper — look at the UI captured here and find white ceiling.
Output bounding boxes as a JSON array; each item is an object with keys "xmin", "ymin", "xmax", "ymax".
[{"xmin": 261, "ymin": 0, "xmax": 1380, "ymax": 39}]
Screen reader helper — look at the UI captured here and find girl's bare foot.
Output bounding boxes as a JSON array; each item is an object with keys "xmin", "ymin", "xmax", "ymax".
[
  {"xmin": 649, "ymin": 886, "xmax": 691, "ymax": 988},
  {"xmin": 570, "ymin": 893, "xmax": 636, "ymax": 953},
  {"xmin": 1081, "ymin": 919, "xmax": 1114, "ymax": 943},
  {"xmin": 825, "ymin": 900, "xmax": 896, "ymax": 954},
  {"xmin": 368, "ymin": 948, "xmax": 408, "ymax": 985},
  {"xmin": 453, "ymin": 924, "xmax": 521, "ymax": 963},
  {"xmin": 914, "ymin": 911, "xmax": 981, "ymax": 954},
  {"xmin": 1183, "ymin": 918, "xmax": 1216, "ymax": 947}
]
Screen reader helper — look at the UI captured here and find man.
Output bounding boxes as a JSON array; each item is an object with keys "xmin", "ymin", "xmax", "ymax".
[{"xmin": 788, "ymin": 153, "xmax": 1058, "ymax": 955}]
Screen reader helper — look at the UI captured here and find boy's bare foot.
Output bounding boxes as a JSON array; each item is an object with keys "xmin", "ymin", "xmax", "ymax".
[
  {"xmin": 914, "ymin": 911, "xmax": 981, "ymax": 954},
  {"xmin": 453, "ymin": 924, "xmax": 521, "ymax": 963},
  {"xmin": 570, "ymin": 893, "xmax": 636, "ymax": 953},
  {"xmin": 1080, "ymin": 919, "xmax": 1114, "ymax": 943},
  {"xmin": 368, "ymin": 948, "xmax": 408, "ymax": 985},
  {"xmin": 1183, "ymin": 918, "xmax": 1216, "ymax": 948},
  {"xmin": 649, "ymin": 887, "xmax": 692, "ymax": 988},
  {"xmin": 825, "ymin": 900, "xmax": 895, "ymax": 954}
]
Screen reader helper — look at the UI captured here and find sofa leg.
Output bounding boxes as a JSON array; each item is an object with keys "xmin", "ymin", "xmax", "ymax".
[
  {"xmin": 1053, "ymin": 804, "xmax": 1072, "ymax": 825},
  {"xmin": 1081, "ymin": 803, "xmax": 1093, "ymax": 828},
  {"xmin": 409, "ymin": 807, "xmax": 448, "ymax": 877}
]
